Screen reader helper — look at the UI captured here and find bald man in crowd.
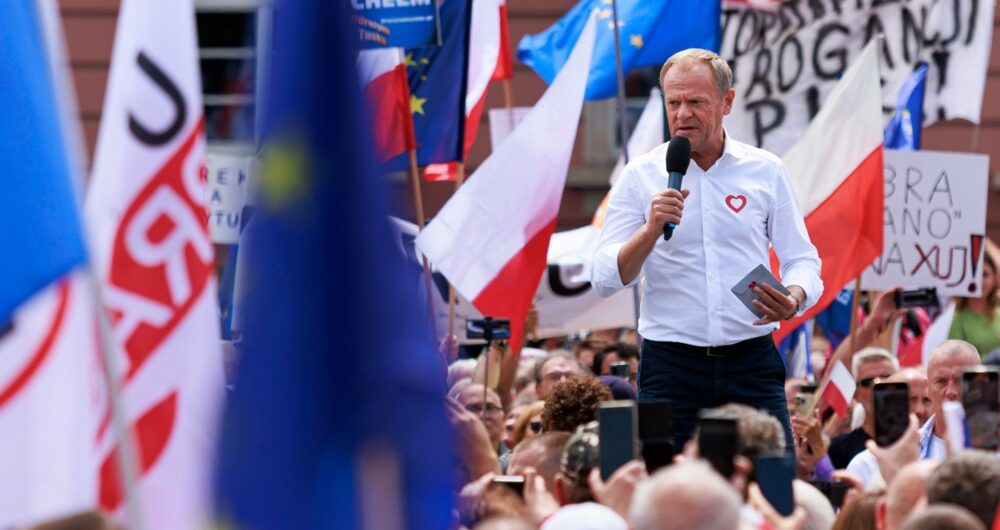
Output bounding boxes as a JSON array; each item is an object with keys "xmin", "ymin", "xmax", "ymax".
[{"xmin": 846, "ymin": 340, "xmax": 981, "ymax": 486}]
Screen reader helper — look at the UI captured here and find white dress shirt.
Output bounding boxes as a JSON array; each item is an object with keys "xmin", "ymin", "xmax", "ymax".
[
  {"xmin": 591, "ymin": 134, "xmax": 823, "ymax": 346},
  {"xmin": 845, "ymin": 416, "xmax": 947, "ymax": 489}
]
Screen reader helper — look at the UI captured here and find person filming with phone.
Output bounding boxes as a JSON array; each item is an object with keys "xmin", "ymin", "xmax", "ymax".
[{"xmin": 591, "ymin": 48, "xmax": 823, "ymax": 451}]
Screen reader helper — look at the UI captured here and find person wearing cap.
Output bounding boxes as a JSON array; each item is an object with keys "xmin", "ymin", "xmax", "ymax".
[{"xmin": 591, "ymin": 48, "xmax": 822, "ymax": 452}]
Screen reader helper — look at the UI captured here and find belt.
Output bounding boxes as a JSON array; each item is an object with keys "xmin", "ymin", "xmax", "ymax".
[{"xmin": 655, "ymin": 334, "xmax": 773, "ymax": 358}]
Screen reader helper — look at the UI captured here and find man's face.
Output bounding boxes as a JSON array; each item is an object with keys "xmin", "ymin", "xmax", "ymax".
[
  {"xmin": 928, "ymin": 352, "xmax": 981, "ymax": 420},
  {"xmin": 856, "ymin": 359, "xmax": 896, "ymax": 414},
  {"xmin": 458, "ymin": 385, "xmax": 504, "ymax": 448},
  {"xmin": 576, "ymin": 349, "xmax": 596, "ymax": 371},
  {"xmin": 906, "ymin": 376, "xmax": 932, "ymax": 425},
  {"xmin": 537, "ymin": 357, "xmax": 581, "ymax": 399},
  {"xmin": 662, "ymin": 61, "xmax": 734, "ymax": 161}
]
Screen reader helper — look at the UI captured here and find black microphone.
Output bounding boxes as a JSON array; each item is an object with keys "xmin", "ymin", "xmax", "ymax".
[{"xmin": 663, "ymin": 136, "xmax": 691, "ymax": 241}]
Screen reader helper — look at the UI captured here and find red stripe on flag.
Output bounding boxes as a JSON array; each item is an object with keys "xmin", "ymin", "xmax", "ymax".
[
  {"xmin": 472, "ymin": 218, "xmax": 557, "ymax": 353},
  {"xmin": 821, "ymin": 383, "xmax": 851, "ymax": 417},
  {"xmin": 0, "ymin": 281, "xmax": 70, "ymax": 410},
  {"xmin": 364, "ymin": 64, "xmax": 415, "ymax": 161},
  {"xmin": 774, "ymin": 146, "xmax": 884, "ymax": 343},
  {"xmin": 492, "ymin": 3, "xmax": 514, "ymax": 81}
]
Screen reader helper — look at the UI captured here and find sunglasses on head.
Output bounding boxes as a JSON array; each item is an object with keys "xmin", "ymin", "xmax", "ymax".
[{"xmin": 859, "ymin": 374, "xmax": 893, "ymax": 388}]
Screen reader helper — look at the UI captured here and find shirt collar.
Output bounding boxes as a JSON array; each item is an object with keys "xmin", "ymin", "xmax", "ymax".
[{"xmin": 919, "ymin": 415, "xmax": 937, "ymax": 458}]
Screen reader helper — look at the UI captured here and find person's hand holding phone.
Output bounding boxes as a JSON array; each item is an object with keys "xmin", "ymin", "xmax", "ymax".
[
  {"xmin": 588, "ymin": 460, "xmax": 648, "ymax": 520},
  {"xmin": 866, "ymin": 287, "xmax": 907, "ymax": 336},
  {"xmin": 748, "ymin": 483, "xmax": 807, "ymax": 530},
  {"xmin": 864, "ymin": 413, "xmax": 920, "ymax": 484},
  {"xmin": 791, "ymin": 410, "xmax": 828, "ymax": 460},
  {"xmin": 522, "ymin": 467, "xmax": 559, "ymax": 525}
]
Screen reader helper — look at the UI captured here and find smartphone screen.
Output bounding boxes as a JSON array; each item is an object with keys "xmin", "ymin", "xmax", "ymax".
[
  {"xmin": 638, "ymin": 400, "xmax": 673, "ymax": 473},
  {"xmin": 757, "ymin": 454, "xmax": 795, "ymax": 516},
  {"xmin": 609, "ymin": 362, "xmax": 630, "ymax": 378},
  {"xmin": 698, "ymin": 416, "xmax": 738, "ymax": 479},
  {"xmin": 962, "ymin": 367, "xmax": 1000, "ymax": 450},
  {"xmin": 874, "ymin": 382, "xmax": 910, "ymax": 447},
  {"xmin": 598, "ymin": 400, "xmax": 638, "ymax": 480}
]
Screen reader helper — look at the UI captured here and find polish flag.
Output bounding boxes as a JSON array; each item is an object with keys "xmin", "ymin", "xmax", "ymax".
[
  {"xmin": 819, "ymin": 361, "xmax": 856, "ymax": 417},
  {"xmin": 492, "ymin": 0, "xmax": 514, "ymax": 81},
  {"xmin": 914, "ymin": 302, "xmax": 956, "ymax": 367},
  {"xmin": 357, "ymin": 48, "xmax": 416, "ymax": 161},
  {"xmin": 425, "ymin": 0, "xmax": 503, "ymax": 182},
  {"xmin": 416, "ymin": 12, "xmax": 598, "ymax": 351},
  {"xmin": 774, "ymin": 42, "xmax": 884, "ymax": 343},
  {"xmin": 86, "ymin": 0, "xmax": 225, "ymax": 527}
]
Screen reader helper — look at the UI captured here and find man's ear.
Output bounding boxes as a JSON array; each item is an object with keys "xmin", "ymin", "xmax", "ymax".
[
  {"xmin": 553, "ymin": 473, "xmax": 568, "ymax": 506},
  {"xmin": 875, "ymin": 498, "xmax": 888, "ymax": 530},
  {"xmin": 722, "ymin": 87, "xmax": 735, "ymax": 115}
]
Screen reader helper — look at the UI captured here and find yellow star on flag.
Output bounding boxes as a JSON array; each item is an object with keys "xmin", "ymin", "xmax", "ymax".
[
  {"xmin": 630, "ymin": 34, "xmax": 643, "ymax": 48},
  {"xmin": 410, "ymin": 95, "xmax": 427, "ymax": 115},
  {"xmin": 598, "ymin": 8, "xmax": 612, "ymax": 19},
  {"xmin": 404, "ymin": 53, "xmax": 417, "ymax": 68}
]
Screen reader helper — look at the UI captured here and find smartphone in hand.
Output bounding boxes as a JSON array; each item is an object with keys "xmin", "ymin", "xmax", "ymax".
[
  {"xmin": 874, "ymin": 382, "xmax": 910, "ymax": 447},
  {"xmin": 756, "ymin": 454, "xmax": 795, "ymax": 517},
  {"xmin": 598, "ymin": 400, "xmax": 638, "ymax": 480},
  {"xmin": 962, "ymin": 366, "xmax": 1000, "ymax": 450},
  {"xmin": 698, "ymin": 416, "xmax": 738, "ymax": 479}
]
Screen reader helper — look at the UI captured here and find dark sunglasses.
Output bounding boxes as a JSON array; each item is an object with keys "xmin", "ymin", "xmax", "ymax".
[
  {"xmin": 529, "ymin": 421, "xmax": 542, "ymax": 434},
  {"xmin": 859, "ymin": 374, "xmax": 893, "ymax": 388}
]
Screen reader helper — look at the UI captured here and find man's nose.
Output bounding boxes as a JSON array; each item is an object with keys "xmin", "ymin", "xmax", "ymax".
[{"xmin": 945, "ymin": 380, "xmax": 960, "ymax": 400}]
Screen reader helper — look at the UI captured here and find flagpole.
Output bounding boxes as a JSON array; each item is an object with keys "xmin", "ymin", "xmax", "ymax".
[
  {"xmin": 847, "ymin": 276, "xmax": 862, "ymax": 358},
  {"xmin": 409, "ymin": 149, "xmax": 439, "ymax": 342},
  {"xmin": 611, "ymin": 0, "xmax": 630, "ymax": 164},
  {"xmin": 447, "ymin": 162, "xmax": 467, "ymax": 340}
]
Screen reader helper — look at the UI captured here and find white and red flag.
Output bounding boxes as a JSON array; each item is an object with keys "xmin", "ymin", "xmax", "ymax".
[
  {"xmin": 357, "ymin": 48, "xmax": 416, "ymax": 161},
  {"xmin": 819, "ymin": 361, "xmax": 857, "ymax": 418},
  {"xmin": 425, "ymin": 0, "xmax": 504, "ymax": 181},
  {"xmin": 774, "ymin": 42, "xmax": 884, "ymax": 343},
  {"xmin": 85, "ymin": 0, "xmax": 225, "ymax": 527},
  {"xmin": 416, "ymin": 11, "xmax": 598, "ymax": 351}
]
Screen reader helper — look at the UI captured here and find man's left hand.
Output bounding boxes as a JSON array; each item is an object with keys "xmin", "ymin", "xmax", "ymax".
[{"xmin": 752, "ymin": 284, "xmax": 804, "ymax": 325}]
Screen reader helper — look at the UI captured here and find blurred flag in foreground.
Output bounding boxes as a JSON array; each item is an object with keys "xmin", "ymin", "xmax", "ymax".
[
  {"xmin": 0, "ymin": 1, "xmax": 87, "ymax": 325},
  {"xmin": 518, "ymin": 0, "xmax": 720, "ymax": 100},
  {"xmin": 85, "ymin": 0, "xmax": 224, "ymax": 527},
  {"xmin": 0, "ymin": 2, "xmax": 101, "ymax": 526},
  {"xmin": 214, "ymin": 0, "xmax": 453, "ymax": 528}
]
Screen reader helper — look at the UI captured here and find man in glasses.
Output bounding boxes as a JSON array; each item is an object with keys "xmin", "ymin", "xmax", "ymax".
[
  {"xmin": 451, "ymin": 381, "xmax": 509, "ymax": 458},
  {"xmin": 828, "ymin": 348, "xmax": 899, "ymax": 469}
]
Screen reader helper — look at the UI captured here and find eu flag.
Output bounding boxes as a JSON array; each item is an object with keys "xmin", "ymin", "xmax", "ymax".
[
  {"xmin": 518, "ymin": 0, "xmax": 721, "ymax": 100},
  {"xmin": 0, "ymin": 2, "xmax": 87, "ymax": 323},
  {"xmin": 384, "ymin": 0, "xmax": 470, "ymax": 171},
  {"xmin": 213, "ymin": 0, "xmax": 454, "ymax": 528},
  {"xmin": 884, "ymin": 63, "xmax": 928, "ymax": 150}
]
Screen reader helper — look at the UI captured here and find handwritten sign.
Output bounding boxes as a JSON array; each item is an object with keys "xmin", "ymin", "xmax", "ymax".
[
  {"xmin": 721, "ymin": 0, "xmax": 994, "ymax": 155},
  {"xmin": 862, "ymin": 149, "xmax": 989, "ymax": 296}
]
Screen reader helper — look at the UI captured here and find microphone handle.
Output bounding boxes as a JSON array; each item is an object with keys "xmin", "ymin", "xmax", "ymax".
[{"xmin": 662, "ymin": 171, "xmax": 685, "ymax": 241}]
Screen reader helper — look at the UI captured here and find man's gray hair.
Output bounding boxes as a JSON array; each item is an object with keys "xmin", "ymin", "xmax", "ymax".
[
  {"xmin": 851, "ymin": 347, "xmax": 899, "ymax": 380},
  {"xmin": 629, "ymin": 460, "xmax": 740, "ymax": 530},
  {"xmin": 793, "ymin": 480, "xmax": 835, "ymax": 530},
  {"xmin": 928, "ymin": 339, "xmax": 980, "ymax": 365},
  {"xmin": 659, "ymin": 48, "xmax": 732, "ymax": 97}
]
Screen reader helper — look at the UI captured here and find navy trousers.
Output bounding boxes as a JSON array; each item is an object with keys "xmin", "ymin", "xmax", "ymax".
[{"xmin": 638, "ymin": 335, "xmax": 794, "ymax": 454}]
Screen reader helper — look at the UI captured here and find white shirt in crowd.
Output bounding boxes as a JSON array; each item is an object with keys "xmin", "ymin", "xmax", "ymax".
[
  {"xmin": 591, "ymin": 134, "xmax": 823, "ymax": 346},
  {"xmin": 846, "ymin": 416, "xmax": 947, "ymax": 488}
]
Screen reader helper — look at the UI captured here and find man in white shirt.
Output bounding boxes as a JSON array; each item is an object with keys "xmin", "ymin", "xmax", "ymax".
[
  {"xmin": 591, "ymin": 49, "xmax": 822, "ymax": 451},
  {"xmin": 845, "ymin": 340, "xmax": 981, "ymax": 487}
]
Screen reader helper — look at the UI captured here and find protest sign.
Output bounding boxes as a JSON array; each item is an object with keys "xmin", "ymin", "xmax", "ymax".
[
  {"xmin": 862, "ymin": 149, "xmax": 989, "ymax": 296},
  {"xmin": 205, "ymin": 152, "xmax": 252, "ymax": 244},
  {"xmin": 349, "ymin": 0, "xmax": 440, "ymax": 49},
  {"xmin": 720, "ymin": 0, "xmax": 994, "ymax": 155}
]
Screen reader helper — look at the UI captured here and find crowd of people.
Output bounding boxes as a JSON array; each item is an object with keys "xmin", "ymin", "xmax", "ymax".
[{"xmin": 443, "ymin": 286, "xmax": 1000, "ymax": 530}]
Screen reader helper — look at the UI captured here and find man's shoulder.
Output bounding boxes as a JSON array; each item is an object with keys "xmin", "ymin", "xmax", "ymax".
[
  {"xmin": 727, "ymin": 136, "xmax": 785, "ymax": 168},
  {"xmin": 626, "ymin": 142, "xmax": 670, "ymax": 172}
]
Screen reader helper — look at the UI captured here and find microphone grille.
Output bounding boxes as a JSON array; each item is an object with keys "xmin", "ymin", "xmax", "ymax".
[{"xmin": 666, "ymin": 136, "xmax": 691, "ymax": 174}]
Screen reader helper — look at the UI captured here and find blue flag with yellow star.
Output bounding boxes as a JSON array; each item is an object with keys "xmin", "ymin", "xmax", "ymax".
[
  {"xmin": 213, "ymin": 0, "xmax": 454, "ymax": 528},
  {"xmin": 884, "ymin": 63, "xmax": 927, "ymax": 150},
  {"xmin": 518, "ymin": 0, "xmax": 721, "ymax": 100},
  {"xmin": 383, "ymin": 0, "xmax": 470, "ymax": 171}
]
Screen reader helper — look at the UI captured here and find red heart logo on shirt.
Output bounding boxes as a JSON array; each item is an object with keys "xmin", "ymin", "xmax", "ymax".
[{"xmin": 726, "ymin": 195, "xmax": 747, "ymax": 213}]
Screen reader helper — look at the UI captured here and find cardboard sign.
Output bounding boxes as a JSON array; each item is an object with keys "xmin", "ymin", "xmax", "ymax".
[{"xmin": 862, "ymin": 149, "xmax": 989, "ymax": 296}]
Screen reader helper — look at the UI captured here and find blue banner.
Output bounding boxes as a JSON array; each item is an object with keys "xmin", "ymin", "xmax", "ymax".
[
  {"xmin": 0, "ymin": 2, "xmax": 87, "ymax": 324},
  {"xmin": 518, "ymin": 0, "xmax": 721, "ymax": 100},
  {"xmin": 350, "ymin": 0, "xmax": 440, "ymax": 49}
]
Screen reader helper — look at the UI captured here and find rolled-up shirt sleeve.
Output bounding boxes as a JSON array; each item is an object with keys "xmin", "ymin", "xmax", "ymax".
[
  {"xmin": 769, "ymin": 163, "xmax": 824, "ymax": 314},
  {"xmin": 591, "ymin": 169, "xmax": 644, "ymax": 298}
]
